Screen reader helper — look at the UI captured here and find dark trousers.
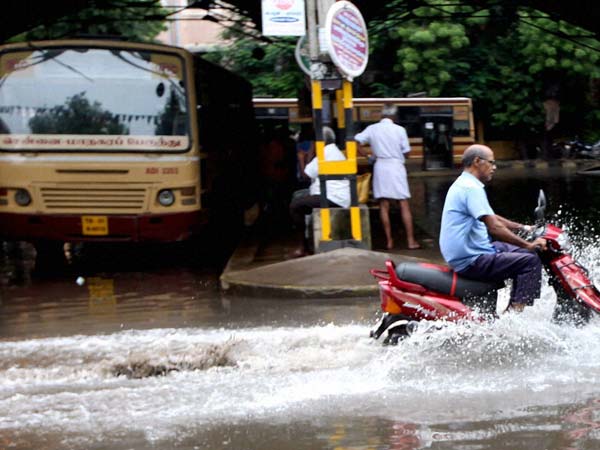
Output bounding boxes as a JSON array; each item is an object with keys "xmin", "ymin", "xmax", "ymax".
[
  {"xmin": 289, "ymin": 194, "xmax": 339, "ymax": 250},
  {"xmin": 458, "ymin": 242, "xmax": 542, "ymax": 306},
  {"xmin": 289, "ymin": 194, "xmax": 339, "ymax": 229}
]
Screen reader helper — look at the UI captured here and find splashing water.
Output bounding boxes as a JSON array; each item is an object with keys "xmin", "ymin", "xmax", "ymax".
[
  {"xmin": 1, "ymin": 239, "xmax": 600, "ymax": 448},
  {"xmin": 2, "ymin": 300, "xmax": 600, "ymax": 445},
  {"xmin": 553, "ymin": 206, "xmax": 600, "ymax": 282}
]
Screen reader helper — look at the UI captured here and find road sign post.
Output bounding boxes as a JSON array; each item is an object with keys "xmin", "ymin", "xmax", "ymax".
[{"xmin": 302, "ymin": 0, "xmax": 370, "ymax": 251}]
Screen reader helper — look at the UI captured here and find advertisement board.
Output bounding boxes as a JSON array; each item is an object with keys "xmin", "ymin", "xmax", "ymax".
[
  {"xmin": 261, "ymin": 0, "xmax": 306, "ymax": 36},
  {"xmin": 324, "ymin": 1, "xmax": 369, "ymax": 80}
]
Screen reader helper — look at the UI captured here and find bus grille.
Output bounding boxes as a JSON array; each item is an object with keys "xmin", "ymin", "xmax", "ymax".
[{"xmin": 40, "ymin": 186, "xmax": 147, "ymax": 211}]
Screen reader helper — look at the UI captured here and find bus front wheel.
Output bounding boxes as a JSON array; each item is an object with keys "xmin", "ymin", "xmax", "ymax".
[{"xmin": 33, "ymin": 241, "xmax": 67, "ymax": 272}]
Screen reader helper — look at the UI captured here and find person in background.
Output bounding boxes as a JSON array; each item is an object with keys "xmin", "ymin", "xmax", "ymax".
[
  {"xmin": 258, "ymin": 123, "xmax": 296, "ymax": 223},
  {"xmin": 295, "ymin": 123, "xmax": 315, "ymax": 189},
  {"xmin": 289, "ymin": 126, "xmax": 350, "ymax": 257},
  {"xmin": 355, "ymin": 103, "xmax": 420, "ymax": 250},
  {"xmin": 439, "ymin": 144, "xmax": 547, "ymax": 312}
]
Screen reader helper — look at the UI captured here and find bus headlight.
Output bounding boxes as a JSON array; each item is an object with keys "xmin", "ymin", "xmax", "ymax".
[
  {"xmin": 14, "ymin": 189, "xmax": 32, "ymax": 206},
  {"xmin": 157, "ymin": 189, "xmax": 175, "ymax": 206}
]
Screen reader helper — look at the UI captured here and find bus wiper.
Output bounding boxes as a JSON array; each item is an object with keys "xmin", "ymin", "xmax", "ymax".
[{"xmin": 27, "ymin": 42, "xmax": 94, "ymax": 83}]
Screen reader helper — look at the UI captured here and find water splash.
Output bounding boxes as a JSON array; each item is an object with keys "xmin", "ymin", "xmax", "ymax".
[
  {"xmin": 1, "ymin": 228, "xmax": 600, "ymax": 447},
  {"xmin": 553, "ymin": 206, "xmax": 600, "ymax": 281},
  {"xmin": 110, "ymin": 341, "xmax": 236, "ymax": 378},
  {"xmin": 2, "ymin": 305, "xmax": 600, "ymax": 434}
]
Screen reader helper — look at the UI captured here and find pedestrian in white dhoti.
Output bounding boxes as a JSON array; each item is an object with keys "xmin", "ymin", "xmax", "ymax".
[{"xmin": 355, "ymin": 104, "xmax": 420, "ymax": 250}]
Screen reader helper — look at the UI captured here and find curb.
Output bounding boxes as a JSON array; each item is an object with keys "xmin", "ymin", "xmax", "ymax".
[
  {"xmin": 220, "ymin": 272, "xmax": 379, "ymax": 298},
  {"xmin": 220, "ymin": 246, "xmax": 429, "ymax": 299}
]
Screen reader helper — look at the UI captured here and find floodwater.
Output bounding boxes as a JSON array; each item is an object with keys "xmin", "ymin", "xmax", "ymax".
[{"xmin": 1, "ymin": 165, "xmax": 600, "ymax": 450}]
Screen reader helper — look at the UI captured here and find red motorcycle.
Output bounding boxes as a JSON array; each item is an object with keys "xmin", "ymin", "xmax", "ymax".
[{"xmin": 370, "ymin": 190, "xmax": 600, "ymax": 344}]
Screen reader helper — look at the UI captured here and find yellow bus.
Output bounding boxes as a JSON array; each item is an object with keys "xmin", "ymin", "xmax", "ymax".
[
  {"xmin": 0, "ymin": 39, "xmax": 257, "ymax": 248},
  {"xmin": 253, "ymin": 96, "xmax": 476, "ymax": 169}
]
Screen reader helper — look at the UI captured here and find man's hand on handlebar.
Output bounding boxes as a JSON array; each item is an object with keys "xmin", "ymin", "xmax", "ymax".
[
  {"xmin": 516, "ymin": 224, "xmax": 535, "ymax": 239},
  {"xmin": 528, "ymin": 237, "xmax": 547, "ymax": 252}
]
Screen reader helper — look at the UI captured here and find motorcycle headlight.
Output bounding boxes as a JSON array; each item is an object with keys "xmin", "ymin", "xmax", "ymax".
[{"xmin": 556, "ymin": 232, "xmax": 572, "ymax": 252}]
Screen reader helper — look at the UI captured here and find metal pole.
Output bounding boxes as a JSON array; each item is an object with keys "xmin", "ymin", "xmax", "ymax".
[
  {"xmin": 306, "ymin": 0, "xmax": 319, "ymax": 61},
  {"xmin": 317, "ymin": 0, "xmax": 335, "ymax": 51}
]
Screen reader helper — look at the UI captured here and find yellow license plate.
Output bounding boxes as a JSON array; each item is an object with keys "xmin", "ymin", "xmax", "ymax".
[{"xmin": 82, "ymin": 216, "xmax": 108, "ymax": 236}]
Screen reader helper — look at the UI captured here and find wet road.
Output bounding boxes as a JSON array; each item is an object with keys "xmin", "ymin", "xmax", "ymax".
[{"xmin": 1, "ymin": 165, "xmax": 600, "ymax": 450}]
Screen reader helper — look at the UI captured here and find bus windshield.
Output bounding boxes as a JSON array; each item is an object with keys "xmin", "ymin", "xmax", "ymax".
[{"xmin": 0, "ymin": 46, "xmax": 189, "ymax": 152}]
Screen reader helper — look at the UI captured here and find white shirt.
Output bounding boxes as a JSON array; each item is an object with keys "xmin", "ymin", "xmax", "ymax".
[
  {"xmin": 355, "ymin": 118, "xmax": 410, "ymax": 161},
  {"xmin": 304, "ymin": 143, "xmax": 351, "ymax": 208}
]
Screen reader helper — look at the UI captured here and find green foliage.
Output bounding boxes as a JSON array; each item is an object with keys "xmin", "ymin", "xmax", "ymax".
[
  {"xmin": 30, "ymin": 93, "xmax": 128, "ymax": 135},
  {"xmin": 9, "ymin": 0, "xmax": 167, "ymax": 43},
  {"xmin": 456, "ymin": 31, "xmax": 546, "ymax": 134},
  {"xmin": 374, "ymin": 1, "xmax": 472, "ymax": 97},
  {"xmin": 202, "ymin": 0, "xmax": 600, "ymax": 140},
  {"xmin": 369, "ymin": 82, "xmax": 403, "ymax": 98},
  {"xmin": 367, "ymin": 0, "xmax": 600, "ymax": 140},
  {"xmin": 583, "ymin": 110, "xmax": 600, "ymax": 142},
  {"xmin": 204, "ymin": 33, "xmax": 304, "ymax": 97}
]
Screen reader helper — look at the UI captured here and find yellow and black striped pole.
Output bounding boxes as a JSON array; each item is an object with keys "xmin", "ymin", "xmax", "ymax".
[
  {"xmin": 311, "ymin": 79, "xmax": 331, "ymax": 241},
  {"xmin": 311, "ymin": 78, "xmax": 363, "ymax": 247},
  {"xmin": 342, "ymin": 79, "xmax": 362, "ymax": 241}
]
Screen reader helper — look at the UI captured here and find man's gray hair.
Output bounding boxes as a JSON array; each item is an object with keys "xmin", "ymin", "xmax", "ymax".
[
  {"xmin": 462, "ymin": 144, "xmax": 490, "ymax": 167},
  {"xmin": 382, "ymin": 103, "xmax": 398, "ymax": 117},
  {"xmin": 323, "ymin": 126, "xmax": 336, "ymax": 145}
]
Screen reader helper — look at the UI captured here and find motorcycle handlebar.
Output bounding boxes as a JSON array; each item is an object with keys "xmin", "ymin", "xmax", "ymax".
[{"xmin": 517, "ymin": 224, "xmax": 545, "ymax": 241}]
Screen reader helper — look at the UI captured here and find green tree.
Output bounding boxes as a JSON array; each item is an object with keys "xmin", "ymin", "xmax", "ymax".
[
  {"xmin": 372, "ymin": 3, "xmax": 472, "ymax": 97},
  {"xmin": 367, "ymin": 0, "xmax": 600, "ymax": 141},
  {"xmin": 204, "ymin": 31, "xmax": 304, "ymax": 97},
  {"xmin": 30, "ymin": 92, "xmax": 128, "ymax": 135},
  {"xmin": 9, "ymin": 0, "xmax": 168, "ymax": 43},
  {"xmin": 197, "ymin": 0, "xmax": 600, "ymax": 142}
]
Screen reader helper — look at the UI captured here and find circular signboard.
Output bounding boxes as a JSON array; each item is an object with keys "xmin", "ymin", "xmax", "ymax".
[
  {"xmin": 324, "ymin": 1, "xmax": 369, "ymax": 80},
  {"xmin": 295, "ymin": 35, "xmax": 311, "ymax": 77}
]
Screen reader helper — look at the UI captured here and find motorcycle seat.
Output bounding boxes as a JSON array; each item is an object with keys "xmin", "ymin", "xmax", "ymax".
[{"xmin": 395, "ymin": 261, "xmax": 503, "ymax": 298}]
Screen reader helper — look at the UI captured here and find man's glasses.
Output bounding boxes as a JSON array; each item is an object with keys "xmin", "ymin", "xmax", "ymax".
[{"xmin": 479, "ymin": 158, "xmax": 496, "ymax": 166}]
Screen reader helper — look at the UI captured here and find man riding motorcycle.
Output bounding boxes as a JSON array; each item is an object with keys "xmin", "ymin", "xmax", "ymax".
[{"xmin": 439, "ymin": 144, "xmax": 548, "ymax": 312}]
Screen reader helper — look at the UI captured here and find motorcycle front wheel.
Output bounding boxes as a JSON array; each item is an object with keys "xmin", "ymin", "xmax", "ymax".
[{"xmin": 551, "ymin": 280, "xmax": 591, "ymax": 326}]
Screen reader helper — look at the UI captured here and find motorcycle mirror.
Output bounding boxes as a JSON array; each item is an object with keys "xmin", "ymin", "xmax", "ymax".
[{"xmin": 534, "ymin": 189, "xmax": 546, "ymax": 223}]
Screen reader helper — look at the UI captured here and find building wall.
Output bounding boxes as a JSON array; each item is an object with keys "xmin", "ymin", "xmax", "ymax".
[{"xmin": 157, "ymin": 0, "xmax": 227, "ymax": 52}]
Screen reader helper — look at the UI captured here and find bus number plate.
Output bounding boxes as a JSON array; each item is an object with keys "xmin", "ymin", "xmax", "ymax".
[{"xmin": 82, "ymin": 216, "xmax": 109, "ymax": 236}]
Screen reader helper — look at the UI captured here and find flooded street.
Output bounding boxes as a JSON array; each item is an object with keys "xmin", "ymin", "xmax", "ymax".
[{"xmin": 2, "ymin": 166, "xmax": 600, "ymax": 450}]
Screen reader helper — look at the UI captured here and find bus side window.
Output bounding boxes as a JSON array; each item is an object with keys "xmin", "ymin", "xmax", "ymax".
[
  {"xmin": 452, "ymin": 120, "xmax": 471, "ymax": 136},
  {"xmin": 396, "ymin": 106, "xmax": 421, "ymax": 138},
  {"xmin": 452, "ymin": 106, "xmax": 471, "ymax": 136}
]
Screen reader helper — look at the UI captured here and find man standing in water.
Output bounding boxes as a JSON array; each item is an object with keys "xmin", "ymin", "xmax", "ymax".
[
  {"xmin": 439, "ymin": 144, "xmax": 547, "ymax": 311},
  {"xmin": 355, "ymin": 104, "xmax": 419, "ymax": 251}
]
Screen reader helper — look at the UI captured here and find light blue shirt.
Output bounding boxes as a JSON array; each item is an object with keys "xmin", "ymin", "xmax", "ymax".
[{"xmin": 439, "ymin": 171, "xmax": 495, "ymax": 271}]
